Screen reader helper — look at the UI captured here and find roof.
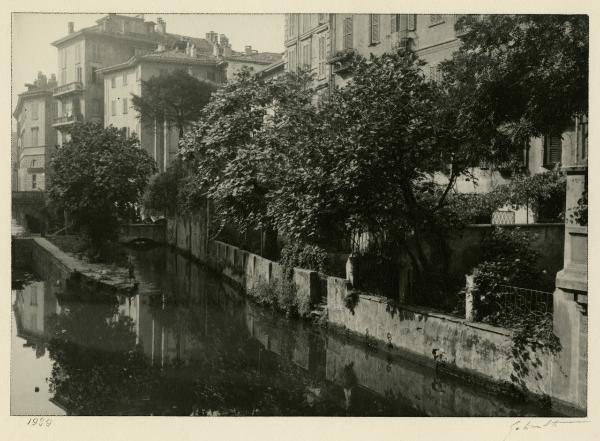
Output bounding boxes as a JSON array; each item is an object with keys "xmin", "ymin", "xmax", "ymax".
[
  {"xmin": 225, "ymin": 51, "xmax": 283, "ymax": 65},
  {"xmin": 255, "ymin": 60, "xmax": 285, "ymax": 79},
  {"xmin": 97, "ymin": 49, "xmax": 225, "ymax": 74},
  {"xmin": 13, "ymin": 85, "xmax": 55, "ymax": 118}
]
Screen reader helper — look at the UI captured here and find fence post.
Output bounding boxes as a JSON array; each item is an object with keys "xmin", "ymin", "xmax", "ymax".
[{"xmin": 464, "ymin": 273, "xmax": 475, "ymax": 321}]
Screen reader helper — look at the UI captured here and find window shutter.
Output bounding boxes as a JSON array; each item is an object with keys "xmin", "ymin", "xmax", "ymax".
[
  {"xmin": 391, "ymin": 14, "xmax": 398, "ymax": 33},
  {"xmin": 399, "ymin": 14, "xmax": 408, "ymax": 32},
  {"xmin": 545, "ymin": 136, "xmax": 562, "ymax": 165},
  {"xmin": 318, "ymin": 35, "xmax": 326, "ymax": 78},
  {"xmin": 408, "ymin": 14, "xmax": 416, "ymax": 31},
  {"xmin": 343, "ymin": 17, "xmax": 353, "ymax": 49},
  {"xmin": 370, "ymin": 14, "xmax": 380, "ymax": 44}
]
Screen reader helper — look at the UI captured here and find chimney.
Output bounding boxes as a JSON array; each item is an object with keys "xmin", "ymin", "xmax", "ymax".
[
  {"xmin": 156, "ymin": 17, "xmax": 166, "ymax": 34},
  {"xmin": 49, "ymin": 74, "xmax": 57, "ymax": 87},
  {"xmin": 245, "ymin": 45, "xmax": 252, "ymax": 55},
  {"xmin": 37, "ymin": 72, "xmax": 47, "ymax": 87},
  {"xmin": 68, "ymin": 22, "xmax": 75, "ymax": 34}
]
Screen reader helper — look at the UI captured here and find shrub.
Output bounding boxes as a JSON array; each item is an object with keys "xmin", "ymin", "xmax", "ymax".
[
  {"xmin": 279, "ymin": 242, "xmax": 327, "ymax": 279},
  {"xmin": 248, "ymin": 278, "xmax": 299, "ymax": 317}
]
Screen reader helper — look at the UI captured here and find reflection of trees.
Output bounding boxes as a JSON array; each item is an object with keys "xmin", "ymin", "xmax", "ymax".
[{"xmin": 46, "ymin": 300, "xmax": 159, "ymax": 415}]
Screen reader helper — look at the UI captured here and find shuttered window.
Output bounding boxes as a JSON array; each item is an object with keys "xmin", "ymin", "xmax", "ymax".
[
  {"xmin": 301, "ymin": 42, "xmax": 311, "ymax": 70},
  {"xmin": 343, "ymin": 17, "xmax": 353, "ymax": 49},
  {"xmin": 391, "ymin": 14, "xmax": 398, "ymax": 33},
  {"xmin": 318, "ymin": 34, "xmax": 326, "ymax": 78},
  {"xmin": 543, "ymin": 135, "xmax": 562, "ymax": 167},
  {"xmin": 288, "ymin": 46, "xmax": 297, "ymax": 72},
  {"xmin": 408, "ymin": 14, "xmax": 416, "ymax": 30},
  {"xmin": 370, "ymin": 14, "xmax": 380, "ymax": 44}
]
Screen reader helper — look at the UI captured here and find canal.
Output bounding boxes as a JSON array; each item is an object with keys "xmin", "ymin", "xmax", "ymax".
[{"xmin": 11, "ymin": 241, "xmax": 561, "ymax": 416}]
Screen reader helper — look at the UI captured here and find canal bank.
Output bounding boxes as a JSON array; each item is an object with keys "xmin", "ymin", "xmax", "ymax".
[
  {"xmin": 154, "ymin": 213, "xmax": 583, "ymax": 415},
  {"xmin": 11, "ymin": 242, "xmax": 567, "ymax": 416}
]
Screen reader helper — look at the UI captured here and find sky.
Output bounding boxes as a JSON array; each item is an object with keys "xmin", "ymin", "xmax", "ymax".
[{"xmin": 11, "ymin": 13, "xmax": 285, "ymax": 113}]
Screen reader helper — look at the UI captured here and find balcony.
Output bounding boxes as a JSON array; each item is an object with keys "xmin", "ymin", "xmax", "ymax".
[
  {"xmin": 52, "ymin": 113, "xmax": 83, "ymax": 128},
  {"xmin": 53, "ymin": 82, "xmax": 84, "ymax": 98}
]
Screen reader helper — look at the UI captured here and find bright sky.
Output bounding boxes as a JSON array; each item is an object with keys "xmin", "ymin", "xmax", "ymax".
[{"xmin": 12, "ymin": 13, "xmax": 285, "ymax": 112}]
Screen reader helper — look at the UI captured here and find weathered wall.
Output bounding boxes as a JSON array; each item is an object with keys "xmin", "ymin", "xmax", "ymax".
[
  {"xmin": 327, "ymin": 276, "xmax": 558, "ymax": 400},
  {"xmin": 448, "ymin": 223, "xmax": 564, "ymax": 279}
]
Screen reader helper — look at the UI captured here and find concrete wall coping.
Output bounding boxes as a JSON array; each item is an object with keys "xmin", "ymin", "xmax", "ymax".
[{"xmin": 466, "ymin": 223, "xmax": 564, "ymax": 229}]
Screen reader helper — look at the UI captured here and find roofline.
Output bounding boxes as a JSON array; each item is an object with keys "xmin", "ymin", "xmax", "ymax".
[
  {"xmin": 13, "ymin": 89, "xmax": 54, "ymax": 118},
  {"xmin": 224, "ymin": 56, "xmax": 280, "ymax": 65},
  {"xmin": 51, "ymin": 28, "xmax": 161, "ymax": 48},
  {"xmin": 97, "ymin": 54, "xmax": 226, "ymax": 74}
]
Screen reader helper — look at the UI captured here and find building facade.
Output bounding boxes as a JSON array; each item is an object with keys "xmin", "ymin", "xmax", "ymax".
[
  {"xmin": 224, "ymin": 45, "xmax": 282, "ymax": 81},
  {"xmin": 284, "ymin": 14, "xmax": 331, "ymax": 97},
  {"xmin": 99, "ymin": 47, "xmax": 226, "ymax": 172},
  {"xmin": 50, "ymin": 14, "xmax": 218, "ymax": 145},
  {"xmin": 283, "ymin": 14, "xmax": 576, "ymax": 222},
  {"xmin": 13, "ymin": 72, "xmax": 58, "ymax": 191}
]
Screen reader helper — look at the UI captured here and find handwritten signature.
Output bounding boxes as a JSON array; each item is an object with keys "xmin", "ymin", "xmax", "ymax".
[{"xmin": 503, "ymin": 419, "xmax": 589, "ymax": 440}]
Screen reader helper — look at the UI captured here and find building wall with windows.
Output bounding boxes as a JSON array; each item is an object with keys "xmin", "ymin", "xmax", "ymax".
[
  {"xmin": 13, "ymin": 73, "xmax": 58, "ymax": 191},
  {"xmin": 324, "ymin": 14, "xmax": 576, "ymax": 214},
  {"xmin": 100, "ymin": 50, "xmax": 226, "ymax": 172},
  {"xmin": 284, "ymin": 14, "xmax": 331, "ymax": 94}
]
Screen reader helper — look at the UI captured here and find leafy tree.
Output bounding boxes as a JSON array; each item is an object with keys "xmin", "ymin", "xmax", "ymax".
[
  {"xmin": 142, "ymin": 159, "xmax": 186, "ymax": 217},
  {"xmin": 48, "ymin": 123, "xmax": 156, "ymax": 253},
  {"xmin": 131, "ymin": 69, "xmax": 217, "ymax": 138},
  {"xmin": 443, "ymin": 14, "xmax": 588, "ymax": 149}
]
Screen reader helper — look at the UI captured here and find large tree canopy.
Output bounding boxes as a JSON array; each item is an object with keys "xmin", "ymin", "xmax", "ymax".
[
  {"xmin": 131, "ymin": 69, "xmax": 217, "ymax": 138},
  {"xmin": 48, "ymin": 123, "xmax": 156, "ymax": 250},
  {"xmin": 442, "ymin": 14, "xmax": 588, "ymax": 148}
]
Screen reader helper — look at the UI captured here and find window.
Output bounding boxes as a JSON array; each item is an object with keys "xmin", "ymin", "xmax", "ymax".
[
  {"xmin": 91, "ymin": 66, "xmax": 99, "ymax": 83},
  {"xmin": 288, "ymin": 14, "xmax": 297, "ymax": 39},
  {"xmin": 287, "ymin": 46, "xmax": 297, "ymax": 72},
  {"xmin": 92, "ymin": 99, "xmax": 102, "ymax": 116},
  {"xmin": 430, "ymin": 14, "xmax": 444, "ymax": 26},
  {"xmin": 370, "ymin": 14, "xmax": 380, "ymax": 44},
  {"xmin": 122, "ymin": 72, "xmax": 128, "ymax": 86},
  {"xmin": 318, "ymin": 34, "xmax": 326, "ymax": 79},
  {"xmin": 429, "ymin": 64, "xmax": 442, "ymax": 83},
  {"xmin": 408, "ymin": 14, "xmax": 416, "ymax": 31},
  {"xmin": 301, "ymin": 42, "xmax": 311, "ymax": 70},
  {"xmin": 76, "ymin": 65, "xmax": 82, "ymax": 83},
  {"xmin": 31, "ymin": 174, "xmax": 37, "ymax": 190},
  {"xmin": 122, "ymin": 97, "xmax": 128, "ymax": 114},
  {"xmin": 31, "ymin": 102, "xmax": 39, "ymax": 120},
  {"xmin": 31, "ymin": 159, "xmax": 36, "ymax": 167},
  {"xmin": 136, "ymin": 66, "xmax": 141, "ymax": 81},
  {"xmin": 343, "ymin": 17, "xmax": 353, "ymax": 50},
  {"xmin": 111, "ymin": 100, "xmax": 117, "ymax": 116},
  {"xmin": 302, "ymin": 14, "xmax": 311, "ymax": 33},
  {"xmin": 31, "ymin": 127, "xmax": 39, "ymax": 147},
  {"xmin": 391, "ymin": 14, "xmax": 399, "ymax": 33},
  {"xmin": 111, "ymin": 76, "xmax": 116, "ymax": 88},
  {"xmin": 543, "ymin": 135, "xmax": 562, "ymax": 168}
]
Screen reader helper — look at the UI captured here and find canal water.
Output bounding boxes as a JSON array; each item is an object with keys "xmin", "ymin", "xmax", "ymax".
[{"xmin": 11, "ymin": 242, "xmax": 561, "ymax": 416}]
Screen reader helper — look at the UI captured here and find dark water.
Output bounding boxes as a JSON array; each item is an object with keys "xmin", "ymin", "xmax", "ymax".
[{"xmin": 11, "ymin": 244, "xmax": 560, "ymax": 416}]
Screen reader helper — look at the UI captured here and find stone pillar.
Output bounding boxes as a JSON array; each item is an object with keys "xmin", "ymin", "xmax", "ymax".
[{"xmin": 551, "ymin": 117, "xmax": 587, "ymax": 411}]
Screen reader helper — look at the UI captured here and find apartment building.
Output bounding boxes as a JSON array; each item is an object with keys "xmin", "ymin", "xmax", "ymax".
[
  {"xmin": 285, "ymin": 14, "xmax": 583, "ymax": 222},
  {"xmin": 99, "ymin": 45, "xmax": 226, "ymax": 172},
  {"xmin": 223, "ymin": 45, "xmax": 282, "ymax": 81},
  {"xmin": 13, "ymin": 72, "xmax": 58, "ymax": 191},
  {"xmin": 50, "ymin": 14, "xmax": 218, "ymax": 145}
]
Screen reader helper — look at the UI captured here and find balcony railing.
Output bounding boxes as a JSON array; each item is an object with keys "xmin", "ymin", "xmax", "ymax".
[
  {"xmin": 53, "ymin": 82, "xmax": 84, "ymax": 97},
  {"xmin": 52, "ymin": 113, "xmax": 83, "ymax": 127}
]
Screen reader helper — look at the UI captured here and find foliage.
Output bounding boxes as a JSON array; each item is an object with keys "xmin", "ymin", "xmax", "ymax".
[
  {"xmin": 473, "ymin": 227, "xmax": 554, "ymax": 302},
  {"xmin": 131, "ymin": 69, "xmax": 217, "ymax": 137},
  {"xmin": 48, "ymin": 123, "xmax": 156, "ymax": 253},
  {"xmin": 571, "ymin": 184, "xmax": 588, "ymax": 226},
  {"xmin": 279, "ymin": 242, "xmax": 328, "ymax": 279},
  {"xmin": 445, "ymin": 15, "xmax": 588, "ymax": 149},
  {"xmin": 493, "ymin": 170, "xmax": 566, "ymax": 222},
  {"xmin": 142, "ymin": 159, "xmax": 186, "ymax": 216},
  {"xmin": 248, "ymin": 278, "xmax": 301, "ymax": 317}
]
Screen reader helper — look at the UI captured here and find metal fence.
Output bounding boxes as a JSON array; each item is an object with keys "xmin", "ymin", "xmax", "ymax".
[{"xmin": 476, "ymin": 284, "xmax": 554, "ymax": 327}]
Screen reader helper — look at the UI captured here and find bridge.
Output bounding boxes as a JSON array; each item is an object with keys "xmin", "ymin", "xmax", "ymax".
[
  {"xmin": 12, "ymin": 191, "xmax": 47, "ymax": 234},
  {"xmin": 119, "ymin": 223, "xmax": 166, "ymax": 245}
]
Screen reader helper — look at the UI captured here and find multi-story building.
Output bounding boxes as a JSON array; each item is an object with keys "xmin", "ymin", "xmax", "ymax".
[
  {"xmin": 50, "ymin": 14, "xmax": 217, "ymax": 145},
  {"xmin": 283, "ymin": 14, "xmax": 578, "ymax": 222},
  {"xmin": 284, "ymin": 14, "xmax": 331, "ymax": 97},
  {"xmin": 223, "ymin": 44, "xmax": 282, "ymax": 81},
  {"xmin": 11, "ymin": 132, "xmax": 18, "ymax": 190},
  {"xmin": 13, "ymin": 72, "xmax": 58, "ymax": 191},
  {"xmin": 99, "ymin": 44, "xmax": 227, "ymax": 172}
]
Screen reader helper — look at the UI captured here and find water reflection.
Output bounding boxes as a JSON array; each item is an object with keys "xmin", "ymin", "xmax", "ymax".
[{"xmin": 12, "ymin": 245, "xmax": 558, "ymax": 416}]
